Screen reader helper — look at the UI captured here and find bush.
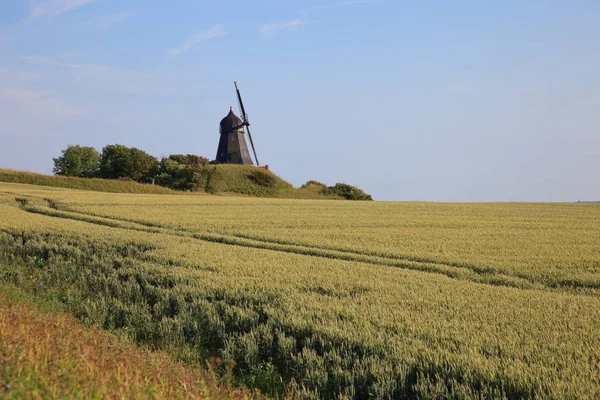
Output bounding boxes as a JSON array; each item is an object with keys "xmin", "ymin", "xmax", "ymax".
[
  {"xmin": 247, "ymin": 169, "xmax": 277, "ymax": 188},
  {"xmin": 154, "ymin": 155, "xmax": 208, "ymax": 191},
  {"xmin": 300, "ymin": 180, "xmax": 327, "ymax": 189},
  {"xmin": 168, "ymin": 154, "xmax": 209, "ymax": 168},
  {"xmin": 321, "ymin": 183, "xmax": 373, "ymax": 201}
]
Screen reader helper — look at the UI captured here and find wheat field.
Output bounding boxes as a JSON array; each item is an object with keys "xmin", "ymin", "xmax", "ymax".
[{"xmin": 1, "ymin": 182, "xmax": 599, "ymax": 398}]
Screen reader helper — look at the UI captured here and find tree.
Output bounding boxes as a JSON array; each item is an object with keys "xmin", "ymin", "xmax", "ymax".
[
  {"xmin": 126, "ymin": 147, "xmax": 158, "ymax": 182},
  {"xmin": 53, "ymin": 145, "xmax": 100, "ymax": 177},
  {"xmin": 99, "ymin": 144, "xmax": 130, "ymax": 179},
  {"xmin": 99, "ymin": 144, "xmax": 157, "ymax": 182}
]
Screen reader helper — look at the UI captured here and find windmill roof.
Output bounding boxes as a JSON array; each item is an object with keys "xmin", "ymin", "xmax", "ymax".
[{"xmin": 220, "ymin": 107, "xmax": 243, "ymax": 133}]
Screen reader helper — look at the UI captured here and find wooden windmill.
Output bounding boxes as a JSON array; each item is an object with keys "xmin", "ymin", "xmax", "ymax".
[{"xmin": 215, "ymin": 82, "xmax": 260, "ymax": 165}]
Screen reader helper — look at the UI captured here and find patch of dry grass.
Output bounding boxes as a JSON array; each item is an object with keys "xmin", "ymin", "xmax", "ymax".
[{"xmin": 0, "ymin": 295, "xmax": 263, "ymax": 399}]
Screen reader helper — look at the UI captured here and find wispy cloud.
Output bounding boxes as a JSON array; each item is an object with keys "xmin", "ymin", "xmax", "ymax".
[
  {"xmin": 0, "ymin": 87, "xmax": 86, "ymax": 120},
  {"xmin": 22, "ymin": 55, "xmax": 102, "ymax": 69},
  {"xmin": 86, "ymin": 11, "xmax": 133, "ymax": 29},
  {"xmin": 0, "ymin": 66, "xmax": 86, "ymax": 124},
  {"xmin": 168, "ymin": 24, "xmax": 227, "ymax": 57},
  {"xmin": 300, "ymin": 0, "xmax": 380, "ymax": 14},
  {"xmin": 444, "ymin": 82, "xmax": 539, "ymax": 94},
  {"xmin": 334, "ymin": 0, "xmax": 381, "ymax": 5},
  {"xmin": 28, "ymin": 0, "xmax": 98, "ymax": 19},
  {"xmin": 0, "ymin": 66, "xmax": 42, "ymax": 83},
  {"xmin": 259, "ymin": 20, "xmax": 315, "ymax": 37},
  {"xmin": 22, "ymin": 55, "xmax": 171, "ymax": 94}
]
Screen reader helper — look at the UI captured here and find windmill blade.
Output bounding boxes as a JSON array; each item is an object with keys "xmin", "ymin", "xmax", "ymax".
[
  {"xmin": 235, "ymin": 81, "xmax": 260, "ymax": 166},
  {"xmin": 244, "ymin": 125, "xmax": 259, "ymax": 166},
  {"xmin": 235, "ymin": 82, "xmax": 248, "ymax": 123}
]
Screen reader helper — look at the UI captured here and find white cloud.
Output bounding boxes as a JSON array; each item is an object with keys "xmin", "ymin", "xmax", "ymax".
[
  {"xmin": 168, "ymin": 24, "xmax": 227, "ymax": 57},
  {"xmin": 29, "ymin": 0, "xmax": 98, "ymax": 19},
  {"xmin": 259, "ymin": 20, "xmax": 315, "ymax": 37}
]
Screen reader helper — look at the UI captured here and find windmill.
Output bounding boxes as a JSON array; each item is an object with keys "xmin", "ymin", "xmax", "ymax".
[
  {"xmin": 215, "ymin": 82, "xmax": 260, "ymax": 166},
  {"xmin": 234, "ymin": 82, "xmax": 260, "ymax": 166}
]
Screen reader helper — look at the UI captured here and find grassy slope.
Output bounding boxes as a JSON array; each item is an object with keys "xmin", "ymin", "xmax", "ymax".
[
  {"xmin": 0, "ymin": 169, "xmax": 174, "ymax": 194},
  {"xmin": 204, "ymin": 164, "xmax": 339, "ymax": 199},
  {"xmin": 204, "ymin": 165, "xmax": 292, "ymax": 196},
  {"xmin": 0, "ymin": 284, "xmax": 263, "ymax": 399},
  {"xmin": 0, "ymin": 167, "xmax": 342, "ymax": 199}
]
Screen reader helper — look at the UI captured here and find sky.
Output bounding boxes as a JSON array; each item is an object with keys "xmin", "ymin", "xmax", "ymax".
[{"xmin": 0, "ymin": 0, "xmax": 599, "ymax": 201}]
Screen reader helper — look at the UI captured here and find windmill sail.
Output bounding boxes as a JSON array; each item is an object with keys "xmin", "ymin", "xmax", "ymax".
[{"xmin": 235, "ymin": 82, "xmax": 260, "ymax": 166}]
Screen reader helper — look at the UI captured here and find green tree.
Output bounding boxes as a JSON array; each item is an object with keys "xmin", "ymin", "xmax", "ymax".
[
  {"xmin": 99, "ymin": 144, "xmax": 157, "ymax": 182},
  {"xmin": 99, "ymin": 144, "xmax": 130, "ymax": 179},
  {"xmin": 53, "ymin": 145, "xmax": 100, "ymax": 177},
  {"xmin": 126, "ymin": 148, "xmax": 158, "ymax": 182}
]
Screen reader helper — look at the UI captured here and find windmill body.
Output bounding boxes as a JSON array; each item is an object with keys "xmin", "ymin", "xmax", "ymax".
[
  {"xmin": 215, "ymin": 107, "xmax": 254, "ymax": 164},
  {"xmin": 215, "ymin": 82, "xmax": 260, "ymax": 165}
]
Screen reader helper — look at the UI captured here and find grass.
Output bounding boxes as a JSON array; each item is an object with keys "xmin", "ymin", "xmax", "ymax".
[
  {"xmin": 203, "ymin": 165, "xmax": 293, "ymax": 197},
  {"xmin": 0, "ymin": 283, "xmax": 265, "ymax": 399},
  {"xmin": 1, "ymin": 182, "xmax": 599, "ymax": 398},
  {"xmin": 0, "ymin": 169, "xmax": 174, "ymax": 194},
  {"xmin": 0, "ymin": 167, "xmax": 345, "ymax": 199},
  {"xmin": 202, "ymin": 164, "xmax": 343, "ymax": 199}
]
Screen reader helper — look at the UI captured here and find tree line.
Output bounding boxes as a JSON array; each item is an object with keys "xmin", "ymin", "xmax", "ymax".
[
  {"xmin": 53, "ymin": 144, "xmax": 373, "ymax": 199},
  {"xmin": 53, "ymin": 144, "xmax": 210, "ymax": 190}
]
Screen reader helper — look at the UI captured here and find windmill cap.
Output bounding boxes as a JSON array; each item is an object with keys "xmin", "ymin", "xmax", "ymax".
[{"xmin": 219, "ymin": 108, "xmax": 243, "ymax": 133}]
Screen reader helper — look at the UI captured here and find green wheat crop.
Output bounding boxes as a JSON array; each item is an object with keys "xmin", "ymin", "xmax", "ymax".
[{"xmin": 1, "ymin": 182, "xmax": 599, "ymax": 399}]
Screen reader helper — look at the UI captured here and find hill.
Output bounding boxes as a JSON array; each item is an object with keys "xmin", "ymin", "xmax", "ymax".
[
  {"xmin": 0, "ymin": 167, "xmax": 370, "ymax": 200},
  {"xmin": 203, "ymin": 165, "xmax": 295, "ymax": 196},
  {"xmin": 0, "ymin": 169, "xmax": 174, "ymax": 194}
]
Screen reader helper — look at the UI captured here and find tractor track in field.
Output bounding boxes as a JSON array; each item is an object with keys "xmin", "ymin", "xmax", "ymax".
[{"xmin": 4, "ymin": 191, "xmax": 600, "ymax": 296}]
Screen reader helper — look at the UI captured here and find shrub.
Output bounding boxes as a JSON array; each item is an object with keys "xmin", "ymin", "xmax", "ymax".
[
  {"xmin": 321, "ymin": 183, "xmax": 373, "ymax": 201},
  {"xmin": 248, "ymin": 169, "xmax": 277, "ymax": 188},
  {"xmin": 168, "ymin": 154, "xmax": 209, "ymax": 168},
  {"xmin": 155, "ymin": 155, "xmax": 208, "ymax": 191},
  {"xmin": 300, "ymin": 180, "xmax": 327, "ymax": 189}
]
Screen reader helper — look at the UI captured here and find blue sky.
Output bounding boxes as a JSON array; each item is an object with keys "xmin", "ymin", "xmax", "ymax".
[{"xmin": 0, "ymin": 0, "xmax": 598, "ymax": 201}]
